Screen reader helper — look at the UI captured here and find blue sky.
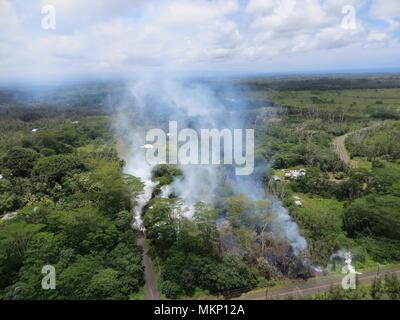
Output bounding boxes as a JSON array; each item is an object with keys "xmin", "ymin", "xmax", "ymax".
[{"xmin": 0, "ymin": 0, "xmax": 399, "ymax": 81}]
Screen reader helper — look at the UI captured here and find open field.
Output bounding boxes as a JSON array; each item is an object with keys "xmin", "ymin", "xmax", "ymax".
[{"xmin": 271, "ymin": 88, "xmax": 400, "ymax": 115}]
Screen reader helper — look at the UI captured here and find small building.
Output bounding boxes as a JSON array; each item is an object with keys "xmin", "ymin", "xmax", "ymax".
[{"xmin": 32, "ymin": 128, "xmax": 38, "ymax": 133}]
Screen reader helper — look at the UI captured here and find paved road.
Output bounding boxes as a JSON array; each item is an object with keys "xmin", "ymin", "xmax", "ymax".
[
  {"xmin": 137, "ymin": 236, "xmax": 161, "ymax": 300},
  {"xmin": 238, "ymin": 266, "xmax": 400, "ymax": 300}
]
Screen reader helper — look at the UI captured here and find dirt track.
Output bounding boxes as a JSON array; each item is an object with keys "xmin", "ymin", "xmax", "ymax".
[
  {"xmin": 137, "ymin": 236, "xmax": 161, "ymax": 300},
  {"xmin": 333, "ymin": 123, "xmax": 382, "ymax": 168},
  {"xmin": 334, "ymin": 134, "xmax": 352, "ymax": 166}
]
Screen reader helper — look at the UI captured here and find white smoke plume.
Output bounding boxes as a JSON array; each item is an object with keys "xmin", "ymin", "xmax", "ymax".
[{"xmin": 113, "ymin": 75, "xmax": 307, "ymax": 254}]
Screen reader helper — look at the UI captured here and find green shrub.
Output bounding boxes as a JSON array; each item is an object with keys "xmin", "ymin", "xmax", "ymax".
[
  {"xmin": 2, "ymin": 147, "xmax": 39, "ymax": 177},
  {"xmin": 343, "ymin": 195, "xmax": 400, "ymax": 240},
  {"xmin": 32, "ymin": 154, "xmax": 86, "ymax": 185}
]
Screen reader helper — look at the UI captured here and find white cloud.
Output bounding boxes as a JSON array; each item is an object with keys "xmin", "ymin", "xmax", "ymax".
[
  {"xmin": 39, "ymin": 0, "xmax": 143, "ymax": 26},
  {"xmin": 368, "ymin": 31, "xmax": 389, "ymax": 42},
  {"xmin": 367, "ymin": 0, "xmax": 400, "ymax": 45},
  {"xmin": 244, "ymin": 0, "xmax": 365, "ymax": 59},
  {"xmin": 249, "ymin": 0, "xmax": 332, "ymax": 33},
  {"xmin": 369, "ymin": 0, "xmax": 400, "ymax": 19},
  {"xmin": 0, "ymin": 0, "xmax": 399, "ymax": 80},
  {"xmin": 246, "ymin": 0, "xmax": 275, "ymax": 14},
  {"xmin": 148, "ymin": 0, "xmax": 238, "ymax": 26},
  {"xmin": 0, "ymin": 0, "xmax": 19, "ymax": 31}
]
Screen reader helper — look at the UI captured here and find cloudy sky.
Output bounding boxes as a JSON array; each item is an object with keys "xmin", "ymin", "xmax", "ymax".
[{"xmin": 0, "ymin": 0, "xmax": 399, "ymax": 81}]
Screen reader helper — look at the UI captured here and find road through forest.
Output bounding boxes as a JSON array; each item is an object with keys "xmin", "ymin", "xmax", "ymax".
[
  {"xmin": 117, "ymin": 138, "xmax": 161, "ymax": 300},
  {"xmin": 334, "ymin": 134, "xmax": 352, "ymax": 166},
  {"xmin": 333, "ymin": 122, "xmax": 382, "ymax": 167},
  {"xmin": 137, "ymin": 236, "xmax": 161, "ymax": 300}
]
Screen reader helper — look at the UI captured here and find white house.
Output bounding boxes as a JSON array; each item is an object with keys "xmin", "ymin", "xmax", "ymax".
[{"xmin": 284, "ymin": 169, "xmax": 306, "ymax": 180}]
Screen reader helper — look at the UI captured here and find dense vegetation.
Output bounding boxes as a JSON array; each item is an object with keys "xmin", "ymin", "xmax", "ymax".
[
  {"xmin": 261, "ymin": 85, "xmax": 400, "ymax": 266},
  {"xmin": 142, "ymin": 168, "xmax": 261, "ymax": 299},
  {"xmin": 1, "ymin": 76, "xmax": 399, "ymax": 300},
  {"xmin": 0, "ymin": 107, "xmax": 144, "ymax": 299},
  {"xmin": 239, "ymin": 75, "xmax": 400, "ymax": 92},
  {"xmin": 346, "ymin": 121, "xmax": 400, "ymax": 161}
]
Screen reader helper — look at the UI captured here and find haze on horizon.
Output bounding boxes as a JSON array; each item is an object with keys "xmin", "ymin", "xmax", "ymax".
[{"xmin": 0, "ymin": 0, "xmax": 400, "ymax": 82}]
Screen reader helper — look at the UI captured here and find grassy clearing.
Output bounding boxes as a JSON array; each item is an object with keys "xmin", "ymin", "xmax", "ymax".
[
  {"xmin": 291, "ymin": 193, "xmax": 345, "ymax": 233},
  {"xmin": 288, "ymin": 193, "xmax": 350, "ymax": 264},
  {"xmin": 352, "ymin": 157, "xmax": 373, "ymax": 171},
  {"xmin": 270, "ymin": 88, "xmax": 400, "ymax": 118}
]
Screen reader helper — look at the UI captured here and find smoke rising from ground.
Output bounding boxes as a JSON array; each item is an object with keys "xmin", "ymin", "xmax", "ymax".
[{"xmin": 113, "ymin": 75, "xmax": 307, "ymax": 255}]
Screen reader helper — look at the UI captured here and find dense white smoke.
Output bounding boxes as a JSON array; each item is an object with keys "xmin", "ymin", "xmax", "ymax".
[
  {"xmin": 114, "ymin": 76, "xmax": 307, "ymax": 254},
  {"xmin": 168, "ymin": 165, "xmax": 222, "ymax": 217},
  {"xmin": 269, "ymin": 200, "xmax": 307, "ymax": 254},
  {"xmin": 115, "ymin": 119, "xmax": 156, "ymax": 230}
]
